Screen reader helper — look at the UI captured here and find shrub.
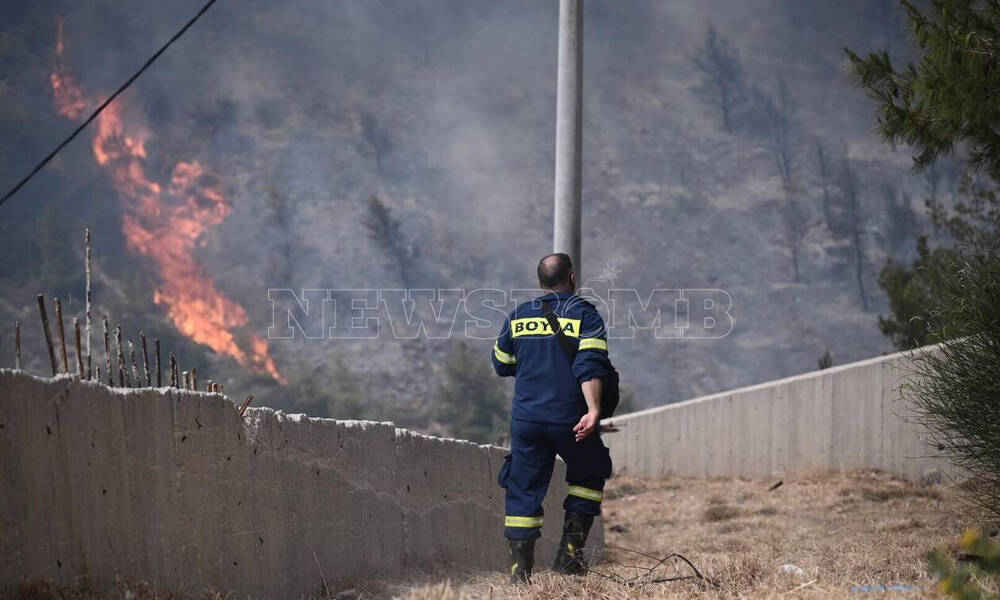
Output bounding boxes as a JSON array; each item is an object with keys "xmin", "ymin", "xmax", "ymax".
[
  {"xmin": 905, "ymin": 241, "xmax": 1000, "ymax": 519},
  {"xmin": 930, "ymin": 530, "xmax": 1000, "ymax": 599}
]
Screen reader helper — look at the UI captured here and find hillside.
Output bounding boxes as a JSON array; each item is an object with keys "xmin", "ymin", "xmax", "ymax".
[{"xmin": 0, "ymin": 0, "xmax": 953, "ymax": 432}]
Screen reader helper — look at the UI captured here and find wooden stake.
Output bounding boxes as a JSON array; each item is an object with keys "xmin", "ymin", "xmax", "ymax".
[
  {"xmin": 96, "ymin": 365, "xmax": 102, "ymax": 383},
  {"xmin": 54, "ymin": 297, "xmax": 68, "ymax": 373},
  {"xmin": 154, "ymin": 339, "xmax": 161, "ymax": 387},
  {"xmin": 182, "ymin": 370, "xmax": 190, "ymax": 390},
  {"xmin": 84, "ymin": 228, "xmax": 92, "ymax": 380},
  {"xmin": 14, "ymin": 321, "xmax": 21, "ymax": 370},
  {"xmin": 140, "ymin": 331, "xmax": 151, "ymax": 386},
  {"xmin": 103, "ymin": 316, "xmax": 113, "ymax": 385},
  {"xmin": 115, "ymin": 325, "xmax": 129, "ymax": 387},
  {"xmin": 37, "ymin": 295, "xmax": 58, "ymax": 376},
  {"xmin": 73, "ymin": 318, "xmax": 83, "ymax": 378},
  {"xmin": 128, "ymin": 341, "xmax": 141, "ymax": 387},
  {"xmin": 206, "ymin": 379, "xmax": 213, "ymax": 393},
  {"xmin": 169, "ymin": 353, "xmax": 177, "ymax": 387},
  {"xmin": 191, "ymin": 367, "xmax": 198, "ymax": 392},
  {"xmin": 239, "ymin": 395, "xmax": 253, "ymax": 417}
]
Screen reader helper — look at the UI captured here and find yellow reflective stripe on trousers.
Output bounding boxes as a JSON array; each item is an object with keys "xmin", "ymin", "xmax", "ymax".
[
  {"xmin": 493, "ymin": 343, "xmax": 516, "ymax": 365},
  {"xmin": 567, "ymin": 485, "xmax": 603, "ymax": 502},
  {"xmin": 578, "ymin": 337, "xmax": 608, "ymax": 352},
  {"xmin": 505, "ymin": 515, "xmax": 544, "ymax": 528}
]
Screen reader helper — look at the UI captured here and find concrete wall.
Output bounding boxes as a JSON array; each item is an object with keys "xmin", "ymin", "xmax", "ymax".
[
  {"xmin": 0, "ymin": 370, "xmax": 600, "ymax": 598},
  {"xmin": 603, "ymin": 349, "xmax": 947, "ymax": 480}
]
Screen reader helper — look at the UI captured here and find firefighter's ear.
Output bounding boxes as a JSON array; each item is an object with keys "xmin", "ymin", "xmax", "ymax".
[{"xmin": 570, "ymin": 271, "xmax": 577, "ymax": 290}]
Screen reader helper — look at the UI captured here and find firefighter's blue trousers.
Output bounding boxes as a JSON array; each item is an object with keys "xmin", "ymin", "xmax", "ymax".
[{"xmin": 497, "ymin": 418, "xmax": 613, "ymax": 540}]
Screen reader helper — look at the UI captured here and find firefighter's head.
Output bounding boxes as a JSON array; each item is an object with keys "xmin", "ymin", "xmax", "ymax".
[{"xmin": 537, "ymin": 252, "xmax": 576, "ymax": 293}]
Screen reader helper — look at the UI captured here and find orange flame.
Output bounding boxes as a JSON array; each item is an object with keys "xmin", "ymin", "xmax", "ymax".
[
  {"xmin": 51, "ymin": 19, "xmax": 87, "ymax": 120},
  {"xmin": 52, "ymin": 21, "xmax": 284, "ymax": 383}
]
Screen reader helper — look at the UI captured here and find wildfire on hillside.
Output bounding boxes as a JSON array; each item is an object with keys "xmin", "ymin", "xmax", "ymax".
[{"xmin": 51, "ymin": 19, "xmax": 285, "ymax": 383}]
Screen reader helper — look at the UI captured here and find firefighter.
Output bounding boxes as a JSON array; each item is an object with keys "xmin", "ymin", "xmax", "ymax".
[{"xmin": 491, "ymin": 252, "xmax": 613, "ymax": 583}]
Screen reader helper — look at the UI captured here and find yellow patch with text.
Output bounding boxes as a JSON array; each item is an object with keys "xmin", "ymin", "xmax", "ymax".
[{"xmin": 510, "ymin": 317, "xmax": 581, "ymax": 338}]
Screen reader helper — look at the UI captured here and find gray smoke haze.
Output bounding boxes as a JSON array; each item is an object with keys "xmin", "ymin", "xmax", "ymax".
[{"xmin": 0, "ymin": 0, "xmax": 936, "ymax": 422}]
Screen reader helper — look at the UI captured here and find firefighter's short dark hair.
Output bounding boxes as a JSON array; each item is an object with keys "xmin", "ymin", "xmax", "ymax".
[{"xmin": 537, "ymin": 253, "xmax": 573, "ymax": 289}]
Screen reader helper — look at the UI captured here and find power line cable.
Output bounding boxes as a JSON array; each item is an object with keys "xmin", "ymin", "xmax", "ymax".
[{"xmin": 0, "ymin": 0, "xmax": 221, "ymax": 210}]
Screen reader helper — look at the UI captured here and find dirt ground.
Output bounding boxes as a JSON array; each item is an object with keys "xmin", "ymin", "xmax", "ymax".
[
  {"xmin": 7, "ymin": 471, "xmax": 988, "ymax": 600},
  {"xmin": 400, "ymin": 471, "xmax": 982, "ymax": 599}
]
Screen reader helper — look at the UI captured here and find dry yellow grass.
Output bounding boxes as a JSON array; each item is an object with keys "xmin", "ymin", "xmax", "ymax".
[
  {"xmin": 400, "ymin": 471, "xmax": 976, "ymax": 599},
  {"xmin": 7, "ymin": 472, "xmax": 983, "ymax": 600}
]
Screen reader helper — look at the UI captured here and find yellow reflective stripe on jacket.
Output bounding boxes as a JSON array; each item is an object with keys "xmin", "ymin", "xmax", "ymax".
[
  {"xmin": 505, "ymin": 515, "xmax": 544, "ymax": 528},
  {"xmin": 493, "ymin": 343, "xmax": 516, "ymax": 365},
  {"xmin": 567, "ymin": 485, "xmax": 604, "ymax": 502},
  {"xmin": 578, "ymin": 337, "xmax": 608, "ymax": 352}
]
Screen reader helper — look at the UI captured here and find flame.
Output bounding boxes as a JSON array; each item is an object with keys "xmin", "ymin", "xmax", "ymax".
[
  {"xmin": 51, "ymin": 21, "xmax": 284, "ymax": 383},
  {"xmin": 51, "ymin": 19, "xmax": 87, "ymax": 120}
]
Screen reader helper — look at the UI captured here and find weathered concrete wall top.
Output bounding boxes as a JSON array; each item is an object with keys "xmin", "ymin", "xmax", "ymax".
[
  {"xmin": 603, "ymin": 349, "xmax": 948, "ymax": 481},
  {"xmin": 0, "ymin": 370, "xmax": 597, "ymax": 598}
]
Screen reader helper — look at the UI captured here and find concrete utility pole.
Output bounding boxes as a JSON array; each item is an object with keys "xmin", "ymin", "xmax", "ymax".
[{"xmin": 553, "ymin": 0, "xmax": 583, "ymax": 279}]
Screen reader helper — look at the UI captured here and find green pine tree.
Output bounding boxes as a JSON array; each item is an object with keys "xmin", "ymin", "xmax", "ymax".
[
  {"xmin": 877, "ymin": 237, "xmax": 952, "ymax": 350},
  {"xmin": 847, "ymin": 0, "xmax": 1000, "ymax": 348},
  {"xmin": 847, "ymin": 0, "xmax": 1000, "ymax": 521},
  {"xmin": 817, "ymin": 348, "xmax": 833, "ymax": 370},
  {"xmin": 434, "ymin": 341, "xmax": 509, "ymax": 444},
  {"xmin": 846, "ymin": 1, "xmax": 1000, "ymax": 178},
  {"xmin": 690, "ymin": 23, "xmax": 747, "ymax": 134}
]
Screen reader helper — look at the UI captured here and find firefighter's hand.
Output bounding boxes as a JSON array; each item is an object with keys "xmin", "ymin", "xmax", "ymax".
[{"xmin": 573, "ymin": 410, "xmax": 600, "ymax": 442}]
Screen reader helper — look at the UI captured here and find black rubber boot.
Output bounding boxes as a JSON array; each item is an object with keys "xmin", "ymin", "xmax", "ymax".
[
  {"xmin": 552, "ymin": 511, "xmax": 594, "ymax": 575},
  {"xmin": 508, "ymin": 538, "xmax": 536, "ymax": 584}
]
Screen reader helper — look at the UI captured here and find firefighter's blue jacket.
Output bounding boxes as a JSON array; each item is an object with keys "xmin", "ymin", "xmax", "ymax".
[
  {"xmin": 491, "ymin": 290, "xmax": 613, "ymax": 540},
  {"xmin": 491, "ymin": 290, "xmax": 610, "ymax": 424}
]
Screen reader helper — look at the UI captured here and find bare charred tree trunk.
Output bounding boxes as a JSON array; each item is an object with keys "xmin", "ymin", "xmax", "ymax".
[
  {"xmin": 361, "ymin": 113, "xmax": 393, "ymax": 179},
  {"xmin": 265, "ymin": 186, "xmax": 295, "ymax": 285},
  {"xmin": 128, "ymin": 341, "xmax": 141, "ymax": 387},
  {"xmin": 815, "ymin": 141, "xmax": 836, "ymax": 235},
  {"xmin": 836, "ymin": 159, "xmax": 869, "ymax": 310},
  {"xmin": 115, "ymin": 325, "xmax": 129, "ymax": 387},
  {"xmin": 140, "ymin": 332, "xmax": 151, "ymax": 386},
  {"xmin": 751, "ymin": 79, "xmax": 798, "ymax": 191},
  {"xmin": 85, "ymin": 228, "xmax": 92, "ymax": 379},
  {"xmin": 103, "ymin": 316, "xmax": 113, "ymax": 385},
  {"xmin": 169, "ymin": 352, "xmax": 177, "ymax": 388},
  {"xmin": 37, "ymin": 295, "xmax": 57, "ymax": 376},
  {"xmin": 154, "ymin": 339, "xmax": 161, "ymax": 387},
  {"xmin": 852, "ymin": 229, "xmax": 869, "ymax": 311},
  {"xmin": 780, "ymin": 194, "xmax": 811, "ymax": 283},
  {"xmin": 14, "ymin": 321, "xmax": 21, "ymax": 370},
  {"xmin": 54, "ymin": 297, "xmax": 68, "ymax": 373},
  {"xmin": 882, "ymin": 181, "xmax": 916, "ymax": 260},
  {"xmin": 73, "ymin": 318, "xmax": 83, "ymax": 377}
]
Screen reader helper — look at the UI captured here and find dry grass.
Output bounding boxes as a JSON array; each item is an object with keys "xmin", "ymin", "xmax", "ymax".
[
  {"xmin": 6, "ymin": 472, "xmax": 982, "ymax": 600},
  {"xmin": 400, "ymin": 471, "xmax": 977, "ymax": 599}
]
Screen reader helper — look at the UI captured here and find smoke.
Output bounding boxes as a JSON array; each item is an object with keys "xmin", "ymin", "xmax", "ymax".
[{"xmin": 1, "ymin": 0, "xmax": 917, "ymax": 408}]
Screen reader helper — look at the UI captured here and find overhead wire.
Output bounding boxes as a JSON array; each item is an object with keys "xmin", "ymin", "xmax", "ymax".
[{"xmin": 0, "ymin": 0, "xmax": 222, "ymax": 209}]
